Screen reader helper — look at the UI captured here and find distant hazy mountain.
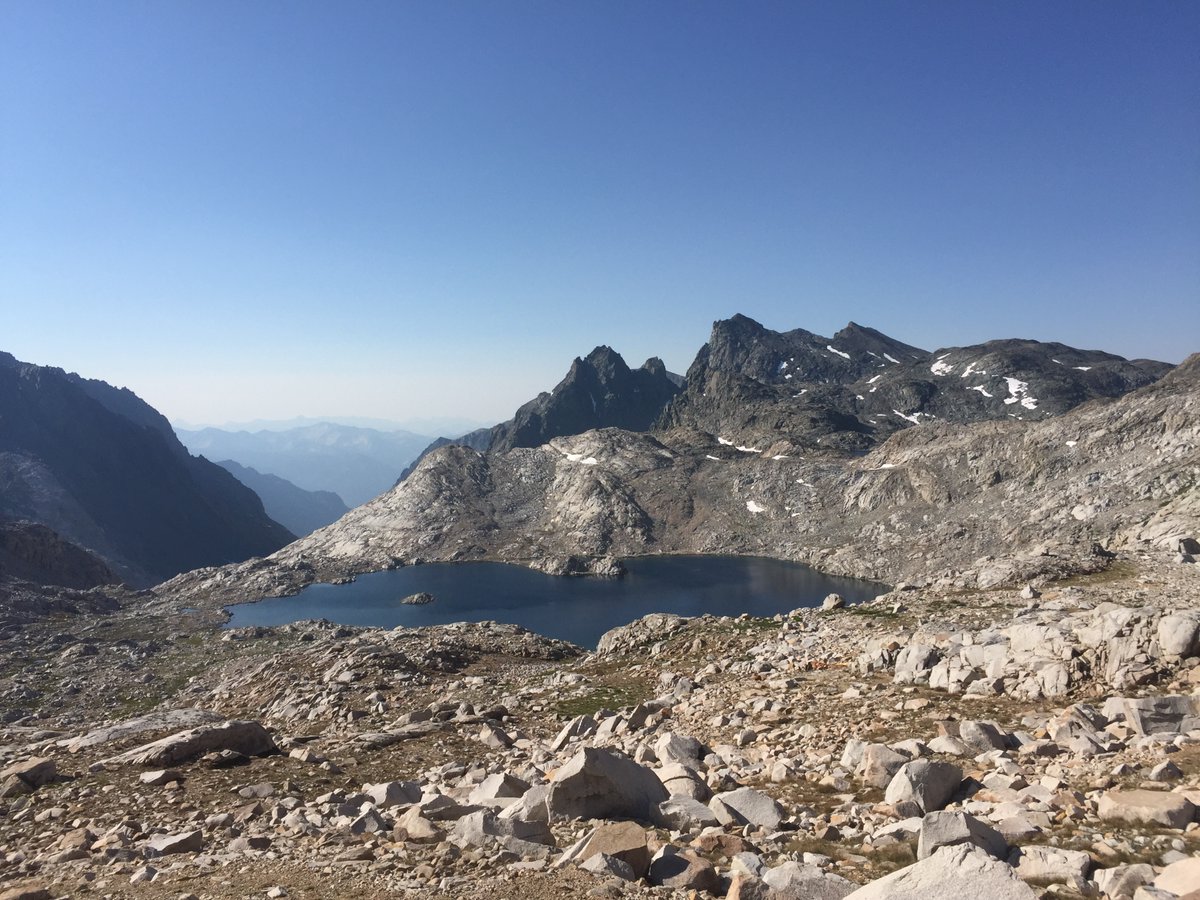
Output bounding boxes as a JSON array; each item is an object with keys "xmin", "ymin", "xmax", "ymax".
[
  {"xmin": 0, "ymin": 351, "xmax": 293, "ymax": 586},
  {"xmin": 176, "ymin": 423, "xmax": 433, "ymax": 507},
  {"xmin": 177, "ymin": 415, "xmax": 486, "ymax": 436},
  {"xmin": 216, "ymin": 460, "xmax": 348, "ymax": 537}
]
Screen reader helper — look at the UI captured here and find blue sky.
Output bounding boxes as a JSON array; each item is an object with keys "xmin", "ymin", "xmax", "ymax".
[{"xmin": 2, "ymin": 1, "xmax": 1197, "ymax": 428}]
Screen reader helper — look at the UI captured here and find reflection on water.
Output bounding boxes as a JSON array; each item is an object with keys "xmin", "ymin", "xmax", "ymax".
[{"xmin": 224, "ymin": 555, "xmax": 886, "ymax": 649}]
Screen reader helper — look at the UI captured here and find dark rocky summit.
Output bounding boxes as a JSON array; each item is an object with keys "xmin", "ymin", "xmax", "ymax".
[
  {"xmin": 0, "ymin": 352, "xmax": 293, "ymax": 586},
  {"xmin": 216, "ymin": 459, "xmax": 349, "ymax": 537},
  {"xmin": 489, "ymin": 346, "xmax": 682, "ymax": 453},
  {"xmin": 661, "ymin": 315, "xmax": 1171, "ymax": 453},
  {"xmin": 400, "ymin": 346, "xmax": 681, "ymax": 481}
]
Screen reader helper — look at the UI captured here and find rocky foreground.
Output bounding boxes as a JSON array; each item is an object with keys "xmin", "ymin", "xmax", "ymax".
[{"xmin": 1, "ymin": 544, "xmax": 1199, "ymax": 899}]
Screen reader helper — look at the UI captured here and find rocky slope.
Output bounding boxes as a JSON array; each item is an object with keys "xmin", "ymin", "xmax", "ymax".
[
  {"xmin": 159, "ymin": 353, "xmax": 1198, "ymax": 609},
  {"xmin": 216, "ymin": 460, "xmax": 349, "ymax": 537},
  {"xmin": 0, "ymin": 352, "xmax": 293, "ymax": 586},
  {"xmin": 3, "ymin": 552, "xmax": 1200, "ymax": 899}
]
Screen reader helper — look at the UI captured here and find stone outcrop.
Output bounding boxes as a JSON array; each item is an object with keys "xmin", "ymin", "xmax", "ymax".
[
  {"xmin": 842, "ymin": 844, "xmax": 1038, "ymax": 899},
  {"xmin": 105, "ymin": 720, "xmax": 277, "ymax": 767}
]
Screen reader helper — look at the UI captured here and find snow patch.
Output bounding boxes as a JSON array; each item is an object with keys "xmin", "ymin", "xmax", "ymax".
[
  {"xmin": 960, "ymin": 361, "xmax": 986, "ymax": 378},
  {"xmin": 771, "ymin": 454, "xmax": 788, "ymax": 460},
  {"xmin": 736, "ymin": 445, "xmax": 760, "ymax": 453},
  {"xmin": 746, "ymin": 500, "xmax": 766, "ymax": 514},
  {"xmin": 867, "ymin": 374, "xmax": 882, "ymax": 384},
  {"xmin": 968, "ymin": 385, "xmax": 994, "ymax": 397},
  {"xmin": 1065, "ymin": 441, "xmax": 1077, "ymax": 448},
  {"xmin": 883, "ymin": 353, "xmax": 901, "ymax": 364},
  {"xmin": 892, "ymin": 409, "xmax": 924, "ymax": 425},
  {"xmin": 705, "ymin": 454, "xmax": 721, "ymax": 460},
  {"xmin": 827, "ymin": 345, "xmax": 851, "ymax": 360},
  {"xmin": 1075, "ymin": 366, "xmax": 1092, "ymax": 372},
  {"xmin": 717, "ymin": 437, "xmax": 733, "ymax": 445},
  {"xmin": 1002, "ymin": 377, "xmax": 1038, "ymax": 410},
  {"xmin": 868, "ymin": 463, "xmax": 897, "ymax": 470},
  {"xmin": 856, "ymin": 394, "xmax": 864, "ymax": 400},
  {"xmin": 930, "ymin": 355, "xmax": 954, "ymax": 376},
  {"xmin": 565, "ymin": 453, "xmax": 599, "ymax": 466}
]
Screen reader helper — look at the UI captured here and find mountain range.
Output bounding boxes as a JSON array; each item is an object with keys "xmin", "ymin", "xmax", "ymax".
[
  {"xmin": 176, "ymin": 423, "xmax": 433, "ymax": 507},
  {"xmin": 159, "ymin": 316, "xmax": 1193, "ymax": 608},
  {"xmin": 3, "ymin": 315, "xmax": 1189, "ymax": 600},
  {"xmin": 399, "ymin": 346, "xmax": 683, "ymax": 480}
]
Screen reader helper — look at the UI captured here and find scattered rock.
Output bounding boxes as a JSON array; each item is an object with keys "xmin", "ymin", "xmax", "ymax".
[{"xmin": 917, "ymin": 811, "xmax": 1007, "ymax": 861}]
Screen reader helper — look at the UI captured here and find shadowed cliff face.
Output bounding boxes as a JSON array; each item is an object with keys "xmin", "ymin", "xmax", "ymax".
[
  {"xmin": 0, "ymin": 352, "xmax": 293, "ymax": 586},
  {"xmin": 215, "ymin": 459, "xmax": 349, "ymax": 537},
  {"xmin": 0, "ymin": 521, "xmax": 118, "ymax": 589}
]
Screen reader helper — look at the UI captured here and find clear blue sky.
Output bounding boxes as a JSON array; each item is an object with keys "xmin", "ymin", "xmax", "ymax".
[{"xmin": 2, "ymin": 1, "xmax": 1197, "ymax": 428}]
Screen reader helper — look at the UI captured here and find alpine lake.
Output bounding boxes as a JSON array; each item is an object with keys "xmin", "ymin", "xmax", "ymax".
[{"xmin": 224, "ymin": 555, "xmax": 887, "ymax": 649}]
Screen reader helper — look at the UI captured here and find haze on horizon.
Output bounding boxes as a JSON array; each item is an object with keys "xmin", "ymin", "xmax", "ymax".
[{"xmin": 2, "ymin": 2, "xmax": 1197, "ymax": 428}]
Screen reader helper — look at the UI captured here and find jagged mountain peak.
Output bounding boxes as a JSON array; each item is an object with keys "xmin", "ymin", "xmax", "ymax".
[
  {"xmin": 640, "ymin": 357, "xmax": 667, "ymax": 377},
  {"xmin": 571, "ymin": 345, "xmax": 629, "ymax": 381},
  {"xmin": 489, "ymin": 345, "xmax": 681, "ymax": 453}
]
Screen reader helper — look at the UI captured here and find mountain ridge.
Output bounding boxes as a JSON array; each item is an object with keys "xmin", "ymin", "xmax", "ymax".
[{"xmin": 0, "ymin": 352, "xmax": 293, "ymax": 586}]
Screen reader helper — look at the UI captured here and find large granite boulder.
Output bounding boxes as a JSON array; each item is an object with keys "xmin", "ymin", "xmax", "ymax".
[{"xmin": 547, "ymin": 747, "xmax": 668, "ymax": 821}]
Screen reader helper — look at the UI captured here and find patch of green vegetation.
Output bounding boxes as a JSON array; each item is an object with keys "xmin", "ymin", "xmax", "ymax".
[
  {"xmin": 112, "ymin": 669, "xmax": 196, "ymax": 716},
  {"xmin": 553, "ymin": 684, "xmax": 646, "ymax": 718},
  {"xmin": 1055, "ymin": 559, "xmax": 1138, "ymax": 587}
]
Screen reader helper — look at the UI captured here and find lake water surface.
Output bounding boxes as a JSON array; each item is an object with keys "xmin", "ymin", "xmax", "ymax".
[{"xmin": 224, "ymin": 555, "xmax": 886, "ymax": 648}]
